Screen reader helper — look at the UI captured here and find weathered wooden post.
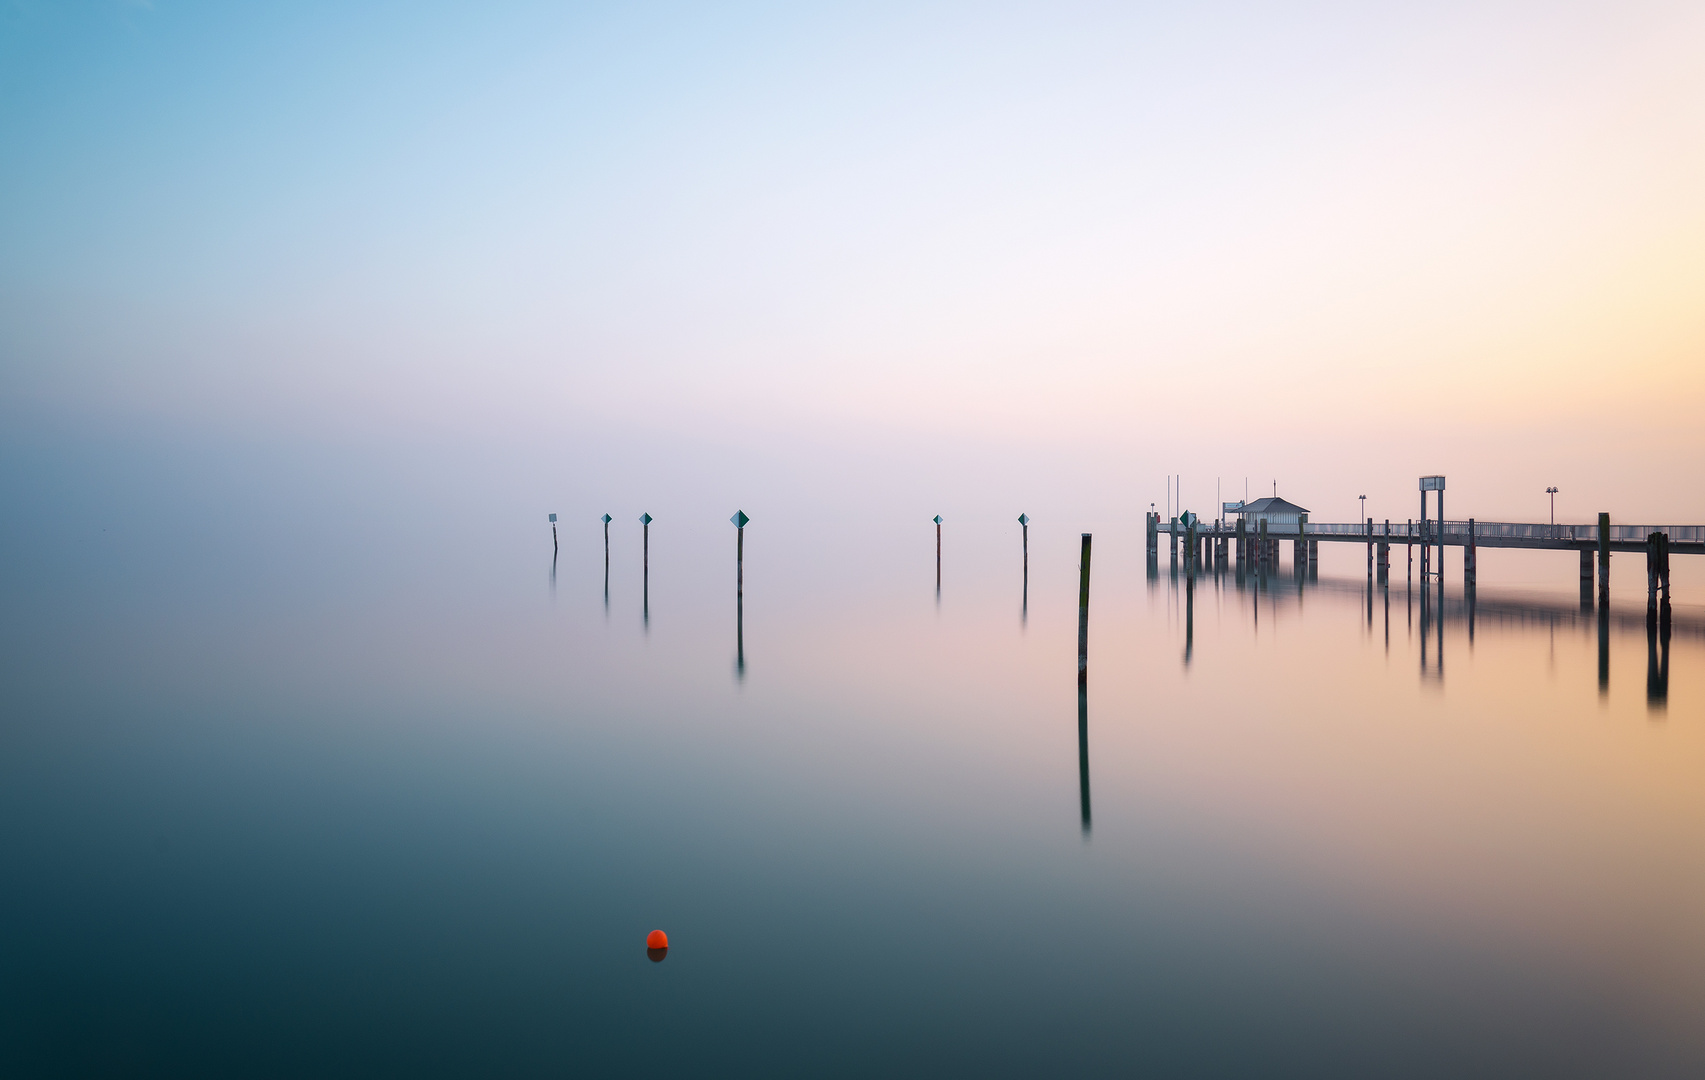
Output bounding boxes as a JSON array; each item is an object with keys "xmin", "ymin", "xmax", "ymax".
[
  {"xmin": 1580, "ymin": 547, "xmax": 1594, "ymax": 609},
  {"xmin": 1077, "ymin": 533, "xmax": 1093, "ymax": 688},
  {"xmin": 1297, "ymin": 512, "xmax": 1309, "ymax": 574},
  {"xmin": 1407, "ymin": 518, "xmax": 1413, "ymax": 583},
  {"xmin": 1647, "ymin": 532, "xmax": 1661, "ymax": 628},
  {"xmin": 1377, "ymin": 519, "xmax": 1390, "ymax": 584},
  {"xmin": 1145, "ymin": 511, "xmax": 1156, "ymax": 556},
  {"xmin": 1186, "ymin": 517, "xmax": 1197, "ymax": 575},
  {"xmin": 1366, "ymin": 515, "xmax": 1373, "ymax": 578},
  {"xmin": 1660, "ymin": 531, "xmax": 1672, "ymax": 632},
  {"xmin": 934, "ymin": 511, "xmax": 947, "ymax": 593},
  {"xmin": 1170, "ymin": 516, "xmax": 1179, "ymax": 566},
  {"xmin": 1019, "ymin": 513, "xmax": 1030, "ymax": 616},
  {"xmin": 601, "ymin": 513, "xmax": 612, "ymax": 603},
  {"xmin": 550, "ymin": 513, "xmax": 558, "ymax": 557},
  {"xmin": 1235, "ymin": 516, "xmax": 1246, "ymax": 566},
  {"xmin": 1465, "ymin": 519, "xmax": 1477, "ymax": 588},
  {"xmin": 1258, "ymin": 518, "xmax": 1269, "ymax": 569},
  {"xmin": 1598, "ymin": 512, "xmax": 1611, "ymax": 608}
]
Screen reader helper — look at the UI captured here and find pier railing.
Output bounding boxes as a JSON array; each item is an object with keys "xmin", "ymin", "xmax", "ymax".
[{"xmin": 1159, "ymin": 520, "xmax": 1705, "ymax": 544}]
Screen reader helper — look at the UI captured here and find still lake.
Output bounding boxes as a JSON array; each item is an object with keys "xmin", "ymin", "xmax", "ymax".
[{"xmin": 2, "ymin": 446, "xmax": 1702, "ymax": 1077}]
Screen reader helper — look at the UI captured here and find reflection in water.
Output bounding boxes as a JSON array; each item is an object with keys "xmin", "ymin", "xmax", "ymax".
[
  {"xmin": 1647, "ymin": 624, "xmax": 1670, "ymax": 714},
  {"xmin": 1077, "ymin": 686, "xmax": 1091, "ymax": 836},
  {"xmin": 641, "ymin": 513, "xmax": 652, "ymax": 633},
  {"xmin": 1183, "ymin": 571, "xmax": 1194, "ymax": 667},
  {"xmin": 1599, "ymin": 605, "xmax": 1610, "ymax": 697},
  {"xmin": 647, "ymin": 947, "xmax": 668, "ymax": 964},
  {"xmin": 732, "ymin": 511, "xmax": 748, "ymax": 681}
]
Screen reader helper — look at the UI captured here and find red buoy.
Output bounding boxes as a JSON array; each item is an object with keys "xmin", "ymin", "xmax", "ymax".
[{"xmin": 646, "ymin": 929, "xmax": 668, "ymax": 950}]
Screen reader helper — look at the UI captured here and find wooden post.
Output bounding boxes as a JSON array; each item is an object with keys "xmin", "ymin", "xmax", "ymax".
[
  {"xmin": 1660, "ymin": 531, "xmax": 1672, "ymax": 632},
  {"xmin": 1437, "ymin": 489, "xmax": 1445, "ymax": 586},
  {"xmin": 1019, "ymin": 513, "xmax": 1030, "ymax": 616},
  {"xmin": 1077, "ymin": 533, "xmax": 1093, "ymax": 688},
  {"xmin": 1170, "ymin": 516, "xmax": 1178, "ymax": 565},
  {"xmin": 1598, "ymin": 512, "xmax": 1611, "ymax": 608},
  {"xmin": 1647, "ymin": 532, "xmax": 1661, "ymax": 627},
  {"xmin": 1419, "ymin": 490, "xmax": 1428, "ymax": 581},
  {"xmin": 550, "ymin": 513, "xmax": 558, "ymax": 557},
  {"xmin": 934, "ymin": 515, "xmax": 942, "ymax": 593},
  {"xmin": 1236, "ymin": 517, "xmax": 1246, "ymax": 564},
  {"xmin": 602, "ymin": 513, "xmax": 612, "ymax": 604},
  {"xmin": 1407, "ymin": 518, "xmax": 1413, "ymax": 583},
  {"xmin": 1465, "ymin": 519, "xmax": 1477, "ymax": 587},
  {"xmin": 1186, "ymin": 518, "xmax": 1196, "ymax": 574}
]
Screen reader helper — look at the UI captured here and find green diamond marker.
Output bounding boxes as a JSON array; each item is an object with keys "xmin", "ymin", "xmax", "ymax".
[
  {"xmin": 1018, "ymin": 514, "xmax": 1028, "ymax": 526},
  {"xmin": 601, "ymin": 514, "xmax": 612, "ymax": 524},
  {"xmin": 731, "ymin": 510, "xmax": 749, "ymax": 528},
  {"xmin": 639, "ymin": 513, "xmax": 652, "ymax": 525},
  {"xmin": 933, "ymin": 515, "xmax": 942, "ymax": 525}
]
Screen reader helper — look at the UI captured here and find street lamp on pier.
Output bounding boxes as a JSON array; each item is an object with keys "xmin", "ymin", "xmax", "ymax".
[{"xmin": 1546, "ymin": 486, "xmax": 1558, "ymax": 526}]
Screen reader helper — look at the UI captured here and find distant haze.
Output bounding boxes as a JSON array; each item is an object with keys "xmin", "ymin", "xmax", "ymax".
[{"xmin": 3, "ymin": 2, "xmax": 1702, "ymax": 523}]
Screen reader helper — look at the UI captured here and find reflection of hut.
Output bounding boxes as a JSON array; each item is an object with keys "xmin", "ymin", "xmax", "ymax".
[{"xmin": 1235, "ymin": 496, "xmax": 1310, "ymax": 532}]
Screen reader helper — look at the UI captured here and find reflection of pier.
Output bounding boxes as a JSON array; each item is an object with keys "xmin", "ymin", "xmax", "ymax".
[{"xmin": 1150, "ymin": 552, "xmax": 1686, "ymax": 710}]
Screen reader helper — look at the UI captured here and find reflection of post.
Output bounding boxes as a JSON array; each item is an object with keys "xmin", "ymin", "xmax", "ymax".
[
  {"xmin": 1077, "ymin": 685, "xmax": 1092, "ymax": 836},
  {"xmin": 1597, "ymin": 602, "xmax": 1609, "ymax": 697},
  {"xmin": 731, "ymin": 511, "xmax": 749, "ymax": 679},
  {"xmin": 1647, "ymin": 621, "xmax": 1667, "ymax": 714},
  {"xmin": 1184, "ymin": 571, "xmax": 1194, "ymax": 666},
  {"xmin": 1077, "ymin": 534, "xmax": 1093, "ymax": 688},
  {"xmin": 640, "ymin": 513, "xmax": 652, "ymax": 626}
]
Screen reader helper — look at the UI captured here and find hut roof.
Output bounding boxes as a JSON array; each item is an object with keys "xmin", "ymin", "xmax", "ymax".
[{"xmin": 1237, "ymin": 496, "xmax": 1311, "ymax": 516}]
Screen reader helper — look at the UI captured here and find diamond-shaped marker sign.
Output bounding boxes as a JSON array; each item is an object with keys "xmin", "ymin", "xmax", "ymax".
[
  {"xmin": 601, "ymin": 514, "xmax": 612, "ymax": 524},
  {"xmin": 549, "ymin": 513, "xmax": 557, "ymax": 523},
  {"xmin": 639, "ymin": 513, "xmax": 652, "ymax": 525},
  {"xmin": 933, "ymin": 515, "xmax": 942, "ymax": 525},
  {"xmin": 1018, "ymin": 513, "xmax": 1029, "ymax": 526},
  {"xmin": 731, "ymin": 511, "xmax": 749, "ymax": 528}
]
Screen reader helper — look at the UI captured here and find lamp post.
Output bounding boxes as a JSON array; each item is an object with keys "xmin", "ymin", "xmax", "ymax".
[
  {"xmin": 1546, "ymin": 487, "xmax": 1558, "ymax": 526},
  {"xmin": 1359, "ymin": 494, "xmax": 1367, "ymax": 522}
]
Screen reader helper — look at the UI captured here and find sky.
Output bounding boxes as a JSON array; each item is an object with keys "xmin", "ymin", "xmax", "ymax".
[{"xmin": 2, "ymin": 1, "xmax": 1702, "ymax": 524}]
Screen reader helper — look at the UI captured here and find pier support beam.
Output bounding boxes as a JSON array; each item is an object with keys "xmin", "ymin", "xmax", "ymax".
[
  {"xmin": 1598, "ymin": 512, "xmax": 1611, "ymax": 608},
  {"xmin": 1579, "ymin": 548, "xmax": 1594, "ymax": 609},
  {"xmin": 1465, "ymin": 519, "xmax": 1477, "ymax": 588},
  {"xmin": 1235, "ymin": 517, "xmax": 1246, "ymax": 565}
]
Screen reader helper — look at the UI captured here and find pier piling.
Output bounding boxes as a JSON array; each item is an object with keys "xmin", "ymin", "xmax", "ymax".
[{"xmin": 1078, "ymin": 534, "xmax": 1093, "ymax": 688}]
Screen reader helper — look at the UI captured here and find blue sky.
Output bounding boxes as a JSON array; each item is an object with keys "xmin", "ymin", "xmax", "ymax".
[{"xmin": 3, "ymin": 2, "xmax": 1703, "ymax": 520}]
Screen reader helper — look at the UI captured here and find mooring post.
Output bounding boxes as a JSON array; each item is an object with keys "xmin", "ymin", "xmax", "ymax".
[
  {"xmin": 1258, "ymin": 518, "xmax": 1268, "ymax": 569},
  {"xmin": 1297, "ymin": 512, "xmax": 1309, "ymax": 574},
  {"xmin": 1598, "ymin": 512, "xmax": 1611, "ymax": 608},
  {"xmin": 1236, "ymin": 517, "xmax": 1246, "ymax": 565},
  {"xmin": 1580, "ymin": 547, "xmax": 1594, "ymax": 609},
  {"xmin": 1647, "ymin": 532, "xmax": 1661, "ymax": 628},
  {"xmin": 1660, "ymin": 531, "xmax": 1671, "ymax": 632},
  {"xmin": 602, "ymin": 513, "xmax": 612, "ymax": 604},
  {"xmin": 934, "ymin": 515, "xmax": 943, "ymax": 593},
  {"xmin": 1078, "ymin": 533, "xmax": 1093, "ymax": 688},
  {"xmin": 1145, "ymin": 512, "xmax": 1155, "ymax": 556},
  {"xmin": 1019, "ymin": 513, "xmax": 1030, "ymax": 615},
  {"xmin": 1366, "ymin": 516, "xmax": 1373, "ymax": 578},
  {"xmin": 1170, "ymin": 516, "xmax": 1178, "ymax": 565},
  {"xmin": 1418, "ymin": 490, "xmax": 1428, "ymax": 581},
  {"xmin": 1186, "ymin": 518, "xmax": 1197, "ymax": 575},
  {"xmin": 1465, "ymin": 519, "xmax": 1477, "ymax": 588},
  {"xmin": 550, "ymin": 513, "xmax": 558, "ymax": 557}
]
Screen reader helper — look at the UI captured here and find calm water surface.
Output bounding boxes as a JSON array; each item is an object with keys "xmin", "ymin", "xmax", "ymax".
[{"xmin": 3, "ymin": 442, "xmax": 1703, "ymax": 1077}]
